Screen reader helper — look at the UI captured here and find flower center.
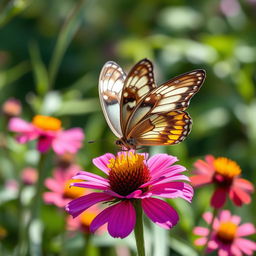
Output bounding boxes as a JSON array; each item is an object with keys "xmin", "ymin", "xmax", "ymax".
[
  {"xmin": 32, "ymin": 115, "xmax": 62, "ymax": 131},
  {"xmin": 80, "ymin": 210, "xmax": 97, "ymax": 228},
  {"xmin": 63, "ymin": 179, "xmax": 86, "ymax": 199},
  {"xmin": 216, "ymin": 221, "xmax": 237, "ymax": 244},
  {"xmin": 213, "ymin": 157, "xmax": 241, "ymax": 185},
  {"xmin": 108, "ymin": 152, "xmax": 151, "ymax": 196}
]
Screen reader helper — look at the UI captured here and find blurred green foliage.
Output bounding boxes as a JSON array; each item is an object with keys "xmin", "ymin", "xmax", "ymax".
[{"xmin": 0, "ymin": 0, "xmax": 255, "ymax": 255}]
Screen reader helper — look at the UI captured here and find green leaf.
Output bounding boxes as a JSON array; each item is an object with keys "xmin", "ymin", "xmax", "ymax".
[
  {"xmin": 55, "ymin": 98, "xmax": 100, "ymax": 115},
  {"xmin": 0, "ymin": 0, "xmax": 31, "ymax": 27},
  {"xmin": 48, "ymin": 0, "xmax": 87, "ymax": 89},
  {"xmin": 0, "ymin": 61, "xmax": 30, "ymax": 90},
  {"xmin": 29, "ymin": 42, "xmax": 49, "ymax": 96}
]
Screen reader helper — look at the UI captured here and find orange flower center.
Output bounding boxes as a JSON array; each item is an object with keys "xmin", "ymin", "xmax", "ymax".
[
  {"xmin": 63, "ymin": 179, "xmax": 86, "ymax": 199},
  {"xmin": 214, "ymin": 157, "xmax": 241, "ymax": 180},
  {"xmin": 216, "ymin": 221, "xmax": 237, "ymax": 243},
  {"xmin": 32, "ymin": 115, "xmax": 62, "ymax": 131},
  {"xmin": 108, "ymin": 152, "xmax": 151, "ymax": 196},
  {"xmin": 80, "ymin": 210, "xmax": 97, "ymax": 228}
]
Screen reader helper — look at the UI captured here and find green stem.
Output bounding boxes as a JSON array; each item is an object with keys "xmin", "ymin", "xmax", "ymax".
[
  {"xmin": 201, "ymin": 207, "xmax": 219, "ymax": 256},
  {"xmin": 60, "ymin": 211, "xmax": 67, "ymax": 256},
  {"xmin": 84, "ymin": 233, "xmax": 92, "ymax": 256},
  {"xmin": 16, "ymin": 182, "xmax": 27, "ymax": 256},
  {"xmin": 31, "ymin": 153, "xmax": 47, "ymax": 220},
  {"xmin": 134, "ymin": 200, "xmax": 146, "ymax": 256}
]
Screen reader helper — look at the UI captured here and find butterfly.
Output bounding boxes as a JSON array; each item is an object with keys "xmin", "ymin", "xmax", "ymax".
[{"xmin": 98, "ymin": 58, "xmax": 206, "ymax": 150}]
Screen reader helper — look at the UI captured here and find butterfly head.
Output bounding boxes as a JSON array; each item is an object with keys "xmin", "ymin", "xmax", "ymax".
[{"xmin": 115, "ymin": 138, "xmax": 137, "ymax": 150}]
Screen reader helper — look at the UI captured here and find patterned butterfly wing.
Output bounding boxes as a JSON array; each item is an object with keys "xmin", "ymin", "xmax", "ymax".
[
  {"xmin": 120, "ymin": 59, "xmax": 156, "ymax": 134},
  {"xmin": 127, "ymin": 111, "xmax": 191, "ymax": 146},
  {"xmin": 98, "ymin": 61, "xmax": 126, "ymax": 138},
  {"xmin": 126, "ymin": 69, "xmax": 206, "ymax": 134}
]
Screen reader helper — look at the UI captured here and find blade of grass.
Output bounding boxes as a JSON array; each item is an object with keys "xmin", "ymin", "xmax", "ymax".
[
  {"xmin": 0, "ymin": 61, "xmax": 30, "ymax": 90},
  {"xmin": 29, "ymin": 41, "xmax": 49, "ymax": 96},
  {"xmin": 48, "ymin": 0, "xmax": 87, "ymax": 90}
]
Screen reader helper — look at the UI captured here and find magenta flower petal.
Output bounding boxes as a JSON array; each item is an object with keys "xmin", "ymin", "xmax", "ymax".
[
  {"xmin": 71, "ymin": 181, "xmax": 108, "ymax": 190},
  {"xmin": 52, "ymin": 128, "xmax": 84, "ymax": 155},
  {"xmin": 65, "ymin": 192, "xmax": 114, "ymax": 218},
  {"xmin": 147, "ymin": 154, "xmax": 178, "ymax": 178},
  {"xmin": 90, "ymin": 205, "xmax": 113, "ymax": 233},
  {"xmin": 9, "ymin": 118, "xmax": 38, "ymax": 143},
  {"xmin": 193, "ymin": 227, "xmax": 209, "ymax": 236},
  {"xmin": 43, "ymin": 192, "xmax": 69, "ymax": 207},
  {"xmin": 9, "ymin": 118, "xmax": 34, "ymax": 133},
  {"xmin": 142, "ymin": 198, "xmax": 179, "ymax": 229},
  {"xmin": 93, "ymin": 153, "xmax": 115, "ymax": 174},
  {"xmin": 193, "ymin": 155, "xmax": 215, "ymax": 174},
  {"xmin": 194, "ymin": 237, "xmax": 207, "ymax": 246},
  {"xmin": 234, "ymin": 178, "xmax": 254, "ymax": 192},
  {"xmin": 154, "ymin": 165, "xmax": 187, "ymax": 178},
  {"xmin": 190, "ymin": 174, "xmax": 213, "ymax": 187},
  {"xmin": 219, "ymin": 210, "xmax": 231, "ymax": 222},
  {"xmin": 72, "ymin": 171, "xmax": 109, "ymax": 186},
  {"xmin": 108, "ymin": 201, "xmax": 136, "ymax": 238},
  {"xmin": 37, "ymin": 136, "xmax": 53, "ymax": 153},
  {"xmin": 210, "ymin": 187, "xmax": 227, "ymax": 208},
  {"xmin": 148, "ymin": 182, "xmax": 193, "ymax": 202},
  {"xmin": 45, "ymin": 178, "xmax": 63, "ymax": 193},
  {"xmin": 236, "ymin": 238, "xmax": 256, "ymax": 255},
  {"xmin": 237, "ymin": 223, "xmax": 256, "ymax": 237},
  {"xmin": 148, "ymin": 174, "xmax": 191, "ymax": 186},
  {"xmin": 230, "ymin": 186, "xmax": 252, "ymax": 206}
]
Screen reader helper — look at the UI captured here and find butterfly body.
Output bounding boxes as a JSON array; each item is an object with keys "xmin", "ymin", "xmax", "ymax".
[{"xmin": 99, "ymin": 59, "xmax": 206, "ymax": 150}]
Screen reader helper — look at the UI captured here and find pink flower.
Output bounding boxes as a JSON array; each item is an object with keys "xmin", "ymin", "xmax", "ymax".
[
  {"xmin": 2, "ymin": 98, "xmax": 21, "ymax": 117},
  {"xmin": 190, "ymin": 155, "xmax": 254, "ymax": 208},
  {"xmin": 65, "ymin": 151, "xmax": 193, "ymax": 238},
  {"xmin": 67, "ymin": 205, "xmax": 104, "ymax": 235},
  {"xmin": 44, "ymin": 165, "xmax": 87, "ymax": 208},
  {"xmin": 21, "ymin": 167, "xmax": 38, "ymax": 185},
  {"xmin": 194, "ymin": 210, "xmax": 256, "ymax": 256},
  {"xmin": 8, "ymin": 115, "xmax": 84, "ymax": 154}
]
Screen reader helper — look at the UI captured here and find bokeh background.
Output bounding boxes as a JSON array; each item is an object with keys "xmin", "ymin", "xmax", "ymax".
[{"xmin": 0, "ymin": 0, "xmax": 255, "ymax": 255}]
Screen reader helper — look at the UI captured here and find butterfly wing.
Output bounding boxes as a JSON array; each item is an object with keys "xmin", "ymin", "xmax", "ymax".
[
  {"xmin": 126, "ymin": 69, "xmax": 206, "ymax": 134},
  {"xmin": 128, "ymin": 111, "xmax": 191, "ymax": 146},
  {"xmin": 120, "ymin": 59, "xmax": 156, "ymax": 133},
  {"xmin": 98, "ymin": 61, "xmax": 126, "ymax": 138}
]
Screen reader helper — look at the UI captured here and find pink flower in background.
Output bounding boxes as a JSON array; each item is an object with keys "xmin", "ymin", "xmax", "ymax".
[
  {"xmin": 21, "ymin": 167, "xmax": 38, "ymax": 185},
  {"xmin": 191, "ymin": 155, "xmax": 254, "ymax": 208},
  {"xmin": 44, "ymin": 165, "xmax": 87, "ymax": 208},
  {"xmin": 67, "ymin": 205, "xmax": 104, "ymax": 234},
  {"xmin": 8, "ymin": 115, "xmax": 84, "ymax": 154},
  {"xmin": 194, "ymin": 210, "xmax": 256, "ymax": 256},
  {"xmin": 66, "ymin": 151, "xmax": 193, "ymax": 238},
  {"xmin": 2, "ymin": 98, "xmax": 21, "ymax": 117}
]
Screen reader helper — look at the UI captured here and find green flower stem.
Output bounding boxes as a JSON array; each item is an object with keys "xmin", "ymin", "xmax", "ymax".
[
  {"xmin": 134, "ymin": 200, "xmax": 146, "ymax": 256},
  {"xmin": 31, "ymin": 153, "xmax": 47, "ymax": 220},
  {"xmin": 17, "ymin": 182, "xmax": 27, "ymax": 256},
  {"xmin": 201, "ymin": 207, "xmax": 219, "ymax": 256}
]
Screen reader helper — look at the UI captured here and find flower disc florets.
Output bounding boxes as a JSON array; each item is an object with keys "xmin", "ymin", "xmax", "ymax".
[{"xmin": 108, "ymin": 152, "xmax": 151, "ymax": 196}]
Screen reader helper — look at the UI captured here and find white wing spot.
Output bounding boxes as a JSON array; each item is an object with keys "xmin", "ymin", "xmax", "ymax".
[{"xmin": 124, "ymin": 92, "xmax": 128, "ymax": 97}]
